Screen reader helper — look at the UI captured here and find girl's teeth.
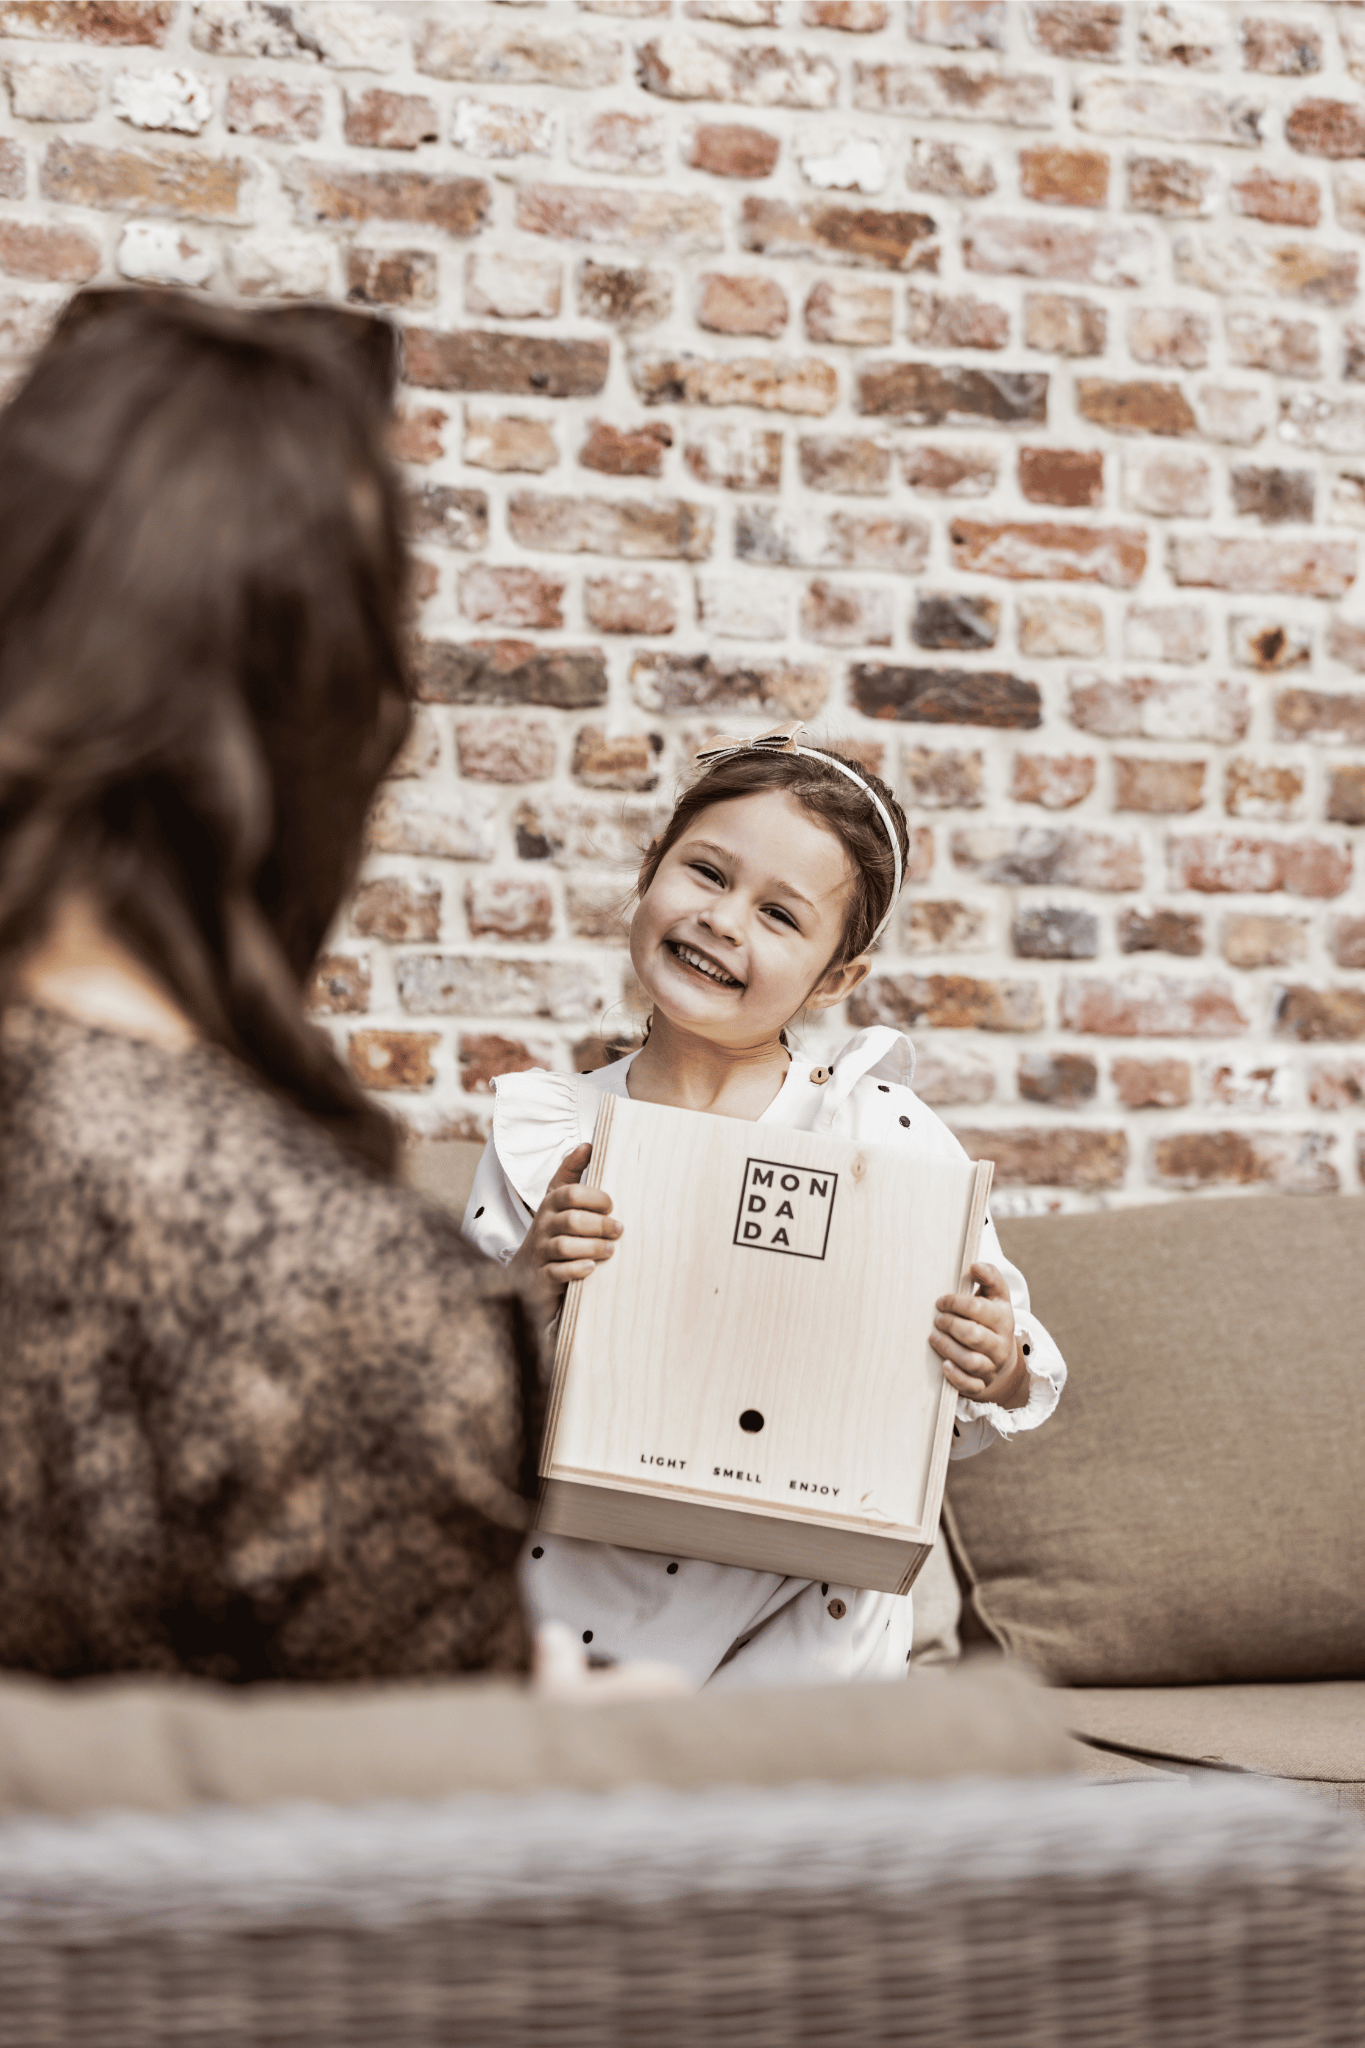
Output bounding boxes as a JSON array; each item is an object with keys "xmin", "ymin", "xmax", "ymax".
[{"xmin": 674, "ymin": 943, "xmax": 738, "ymax": 987}]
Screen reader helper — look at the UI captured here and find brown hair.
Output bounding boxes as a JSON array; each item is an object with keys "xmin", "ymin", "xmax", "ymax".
[
  {"xmin": 0, "ymin": 287, "xmax": 411, "ymax": 1170},
  {"xmin": 637, "ymin": 747, "xmax": 910, "ymax": 972}
]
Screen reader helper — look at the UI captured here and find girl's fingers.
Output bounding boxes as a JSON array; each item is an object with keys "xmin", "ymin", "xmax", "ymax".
[
  {"xmin": 548, "ymin": 1182, "xmax": 614, "ymax": 1218},
  {"xmin": 929, "ymin": 1329, "xmax": 999, "ymax": 1387},
  {"xmin": 934, "ymin": 1294, "xmax": 1011, "ymax": 1339},
  {"xmin": 934, "ymin": 1310, "xmax": 1006, "ymax": 1356},
  {"xmin": 548, "ymin": 1205, "xmax": 621, "ymax": 1240},
  {"xmin": 547, "ymin": 1143, "xmax": 593, "ymax": 1190},
  {"xmin": 968, "ymin": 1261, "xmax": 1009, "ymax": 1299},
  {"xmin": 546, "ymin": 1234, "xmax": 616, "ymax": 1267}
]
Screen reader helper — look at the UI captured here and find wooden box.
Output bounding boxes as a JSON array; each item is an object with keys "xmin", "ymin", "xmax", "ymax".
[{"xmin": 537, "ymin": 1094, "xmax": 992, "ymax": 1593}]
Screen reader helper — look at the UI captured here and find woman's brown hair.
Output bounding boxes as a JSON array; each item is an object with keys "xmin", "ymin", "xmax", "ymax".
[
  {"xmin": 637, "ymin": 747, "xmax": 911, "ymax": 971},
  {"xmin": 0, "ymin": 287, "xmax": 411, "ymax": 1170}
]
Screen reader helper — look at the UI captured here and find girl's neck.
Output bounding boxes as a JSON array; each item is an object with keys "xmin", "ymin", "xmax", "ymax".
[{"xmin": 626, "ymin": 1010, "xmax": 790, "ymax": 1120}]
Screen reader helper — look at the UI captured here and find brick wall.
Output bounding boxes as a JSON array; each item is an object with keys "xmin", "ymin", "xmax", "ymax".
[{"xmin": 5, "ymin": 0, "xmax": 1365, "ymax": 1211}]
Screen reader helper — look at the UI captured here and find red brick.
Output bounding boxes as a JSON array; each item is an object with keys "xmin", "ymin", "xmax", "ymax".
[
  {"xmin": 1018, "ymin": 447, "xmax": 1103, "ymax": 508},
  {"xmin": 509, "ymin": 491, "xmax": 713, "ymax": 560},
  {"xmin": 849, "ymin": 972, "xmax": 1043, "ymax": 1033},
  {"xmin": 226, "ymin": 76, "xmax": 323, "ymax": 142},
  {"xmin": 912, "ymin": 592, "xmax": 999, "ymax": 650},
  {"xmin": 1019, "ymin": 145, "xmax": 1109, "ymax": 208},
  {"xmin": 572, "ymin": 726, "xmax": 662, "ymax": 791},
  {"xmin": 396, "ymin": 952, "xmax": 604, "ymax": 1023},
  {"xmin": 1276, "ymin": 986, "xmax": 1365, "ymax": 1040},
  {"xmin": 1012, "ymin": 753, "xmax": 1095, "ymax": 809},
  {"xmin": 905, "ymin": 1044, "xmax": 997, "ymax": 1104},
  {"xmin": 1075, "ymin": 77, "xmax": 1264, "ymax": 147},
  {"xmin": 459, "ymin": 565, "xmax": 565, "ymax": 632},
  {"xmin": 1017, "ymin": 596, "xmax": 1105, "ymax": 657},
  {"xmin": 418, "ymin": 641, "xmax": 607, "ymax": 711},
  {"xmin": 368, "ymin": 781, "xmax": 497, "ymax": 861},
  {"xmin": 1114, "ymin": 757, "xmax": 1205, "ymax": 813},
  {"xmin": 1171, "ymin": 536, "xmax": 1356, "ymax": 598},
  {"xmin": 951, "ymin": 824, "xmax": 1141, "ymax": 890},
  {"xmin": 902, "ymin": 446, "xmax": 999, "ymax": 497},
  {"xmin": 577, "ymin": 259, "xmax": 673, "ymax": 328},
  {"xmin": 1226, "ymin": 759, "xmax": 1305, "ymax": 821},
  {"xmin": 904, "ymin": 899, "xmax": 990, "ymax": 954},
  {"xmin": 954, "ymin": 1126, "xmax": 1127, "ymax": 1189},
  {"xmin": 850, "ymin": 665, "xmax": 1040, "ymax": 727},
  {"xmin": 1225, "ymin": 311, "xmax": 1320, "ymax": 379},
  {"xmin": 579, "ymin": 419, "xmax": 672, "ymax": 477},
  {"xmin": 344, "ymin": 89, "xmax": 438, "ymax": 151},
  {"xmin": 405, "ymin": 485, "xmax": 488, "ymax": 554},
  {"xmin": 685, "ymin": 425, "xmax": 783, "ymax": 491},
  {"xmin": 1124, "ymin": 603, "xmax": 1210, "ymax": 665},
  {"xmin": 906, "ymin": 137, "xmax": 996, "ymax": 199},
  {"xmin": 906, "ymin": 289, "xmax": 1008, "ymax": 351},
  {"xmin": 1241, "ymin": 19, "xmax": 1322, "ymax": 75},
  {"xmin": 408, "ymin": 329, "xmax": 610, "ymax": 400},
  {"xmin": 903, "ymin": 746, "xmax": 984, "ymax": 809},
  {"xmin": 347, "ymin": 248, "xmax": 437, "ymax": 308},
  {"xmin": 1124, "ymin": 449, "xmax": 1212, "ymax": 519},
  {"xmin": 1326, "ymin": 764, "xmax": 1365, "ymax": 826},
  {"xmin": 737, "ymin": 505, "xmax": 929, "ymax": 572},
  {"xmin": 455, "ymin": 714, "xmax": 557, "ymax": 784},
  {"xmin": 391, "ymin": 404, "xmax": 445, "ymax": 466},
  {"xmin": 1230, "ymin": 167, "xmax": 1320, "ymax": 227},
  {"xmin": 632, "ymin": 351, "xmax": 836, "ymax": 416},
  {"xmin": 1149, "ymin": 1131, "xmax": 1337, "ymax": 1194},
  {"xmin": 349, "ymin": 1030, "xmax": 439, "ymax": 1092},
  {"xmin": 950, "ymin": 519, "xmax": 1145, "ymax": 587},
  {"xmin": 569, "ymin": 108, "xmax": 665, "ymax": 176},
  {"xmin": 964, "ymin": 217, "xmax": 1154, "ymax": 288},
  {"xmin": 1174, "ymin": 233, "xmax": 1358, "ymax": 306},
  {"xmin": 1070, "ymin": 672, "xmax": 1250, "ymax": 743},
  {"xmin": 1169, "ymin": 833, "xmax": 1352, "ymax": 898},
  {"xmin": 1125, "ymin": 154, "xmax": 1218, "ymax": 216},
  {"xmin": 1061, "ymin": 974, "xmax": 1248, "ymax": 1036},
  {"xmin": 1023, "ymin": 293, "xmax": 1106, "ymax": 356},
  {"xmin": 697, "ymin": 271, "xmax": 788, "ymax": 337},
  {"xmin": 451, "ymin": 98, "xmax": 555, "ymax": 160},
  {"xmin": 798, "ymin": 435, "xmax": 891, "ymax": 495},
  {"xmin": 1077, "ymin": 379, "xmax": 1196, "ymax": 437},
  {"xmin": 566, "ymin": 877, "xmax": 631, "ymax": 945},
  {"xmin": 1118, "ymin": 907, "xmax": 1204, "ymax": 956},
  {"xmin": 1138, "ymin": 6, "xmax": 1229, "ymax": 67},
  {"xmin": 802, "ymin": 0, "xmax": 888, "ymax": 26},
  {"xmin": 637, "ymin": 33, "xmax": 839, "ymax": 110},
  {"xmin": 804, "ymin": 278, "xmax": 893, "ymax": 346},
  {"xmin": 1026, "ymin": 4, "xmax": 1122, "ymax": 61},
  {"xmin": 1013, "ymin": 905, "xmax": 1099, "ymax": 958},
  {"xmin": 1127, "ymin": 305, "xmax": 1209, "ymax": 369},
  {"xmin": 1335, "ymin": 919, "xmax": 1365, "ymax": 970},
  {"xmin": 466, "ymin": 875, "xmax": 554, "ymax": 942},
  {"xmin": 0, "ymin": 221, "xmax": 100, "ymax": 283},
  {"xmin": 1329, "ymin": 617, "xmax": 1365, "ymax": 674},
  {"xmin": 1222, "ymin": 913, "xmax": 1307, "ymax": 969},
  {"xmin": 631, "ymin": 651, "xmax": 828, "ymax": 721},
  {"xmin": 800, "ymin": 579, "xmax": 892, "ymax": 647},
  {"xmin": 284, "ymin": 161, "xmax": 488, "ymax": 234},
  {"xmin": 41, "ymin": 136, "xmax": 244, "ymax": 217},
  {"xmin": 907, "ymin": 2, "xmax": 1005, "ymax": 49},
  {"xmin": 407, "ymin": 560, "xmax": 439, "ymax": 608},
  {"xmin": 306, "ymin": 954, "xmax": 371, "ymax": 1016},
  {"xmin": 415, "ymin": 19, "xmax": 621, "ymax": 89},
  {"xmin": 459, "ymin": 1034, "xmax": 547, "ymax": 1094},
  {"xmin": 1, "ymin": 1, "xmax": 170, "ymax": 43},
  {"xmin": 685, "ymin": 122, "xmax": 780, "ymax": 179},
  {"xmin": 1285, "ymin": 99, "xmax": 1365, "ymax": 158},
  {"xmin": 1308, "ymin": 1059, "xmax": 1365, "ymax": 1109},
  {"xmin": 858, "ymin": 362, "xmax": 1047, "ymax": 426},
  {"xmin": 463, "ymin": 413, "xmax": 558, "ymax": 475},
  {"xmin": 1230, "ymin": 467, "xmax": 1315, "ymax": 524},
  {"xmin": 1017, "ymin": 1052, "xmax": 1098, "ymax": 1107},
  {"xmin": 1113, "ymin": 1056, "xmax": 1191, "ymax": 1108},
  {"xmin": 351, "ymin": 877, "xmax": 441, "ymax": 945},
  {"xmin": 585, "ymin": 571, "xmax": 678, "ymax": 636},
  {"xmin": 851, "ymin": 61, "xmax": 1053, "ymax": 127},
  {"xmin": 0, "ymin": 141, "xmax": 22, "ymax": 202},
  {"xmin": 740, "ymin": 196, "xmax": 937, "ymax": 271},
  {"xmin": 517, "ymin": 183, "xmax": 722, "ymax": 252}
]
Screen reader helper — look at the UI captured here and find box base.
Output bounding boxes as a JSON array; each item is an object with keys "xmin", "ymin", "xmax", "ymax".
[{"xmin": 536, "ymin": 1477, "xmax": 932, "ymax": 1595}]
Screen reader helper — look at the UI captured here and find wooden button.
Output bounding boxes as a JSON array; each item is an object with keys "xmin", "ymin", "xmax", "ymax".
[
  {"xmin": 827, "ymin": 1598, "xmax": 847, "ymax": 1620},
  {"xmin": 809, "ymin": 1065, "xmax": 831, "ymax": 1085}
]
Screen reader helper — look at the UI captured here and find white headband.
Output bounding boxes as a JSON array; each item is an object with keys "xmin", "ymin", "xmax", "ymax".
[{"xmin": 693, "ymin": 721, "xmax": 904, "ymax": 947}]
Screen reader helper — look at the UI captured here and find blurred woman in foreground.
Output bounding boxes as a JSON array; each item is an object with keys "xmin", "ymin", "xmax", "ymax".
[{"xmin": 0, "ymin": 288, "xmax": 538, "ymax": 1683}]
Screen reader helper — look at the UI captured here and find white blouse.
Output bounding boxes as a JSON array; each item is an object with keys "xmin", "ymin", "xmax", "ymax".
[{"xmin": 462, "ymin": 1025, "xmax": 1066, "ymax": 1691}]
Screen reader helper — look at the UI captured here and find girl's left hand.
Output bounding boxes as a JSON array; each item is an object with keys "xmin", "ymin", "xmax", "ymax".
[{"xmin": 930, "ymin": 1262, "xmax": 1031, "ymax": 1409}]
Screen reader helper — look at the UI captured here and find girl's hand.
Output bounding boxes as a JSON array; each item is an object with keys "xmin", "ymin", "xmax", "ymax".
[
  {"xmin": 510, "ymin": 1142, "xmax": 622, "ymax": 1294},
  {"xmin": 930, "ymin": 1262, "xmax": 1031, "ymax": 1409}
]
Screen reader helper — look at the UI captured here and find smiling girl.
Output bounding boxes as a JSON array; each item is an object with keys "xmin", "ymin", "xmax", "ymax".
[{"xmin": 462, "ymin": 726, "xmax": 1066, "ymax": 1689}]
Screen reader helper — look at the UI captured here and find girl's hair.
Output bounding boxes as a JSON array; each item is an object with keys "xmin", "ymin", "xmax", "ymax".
[
  {"xmin": 0, "ymin": 287, "xmax": 412, "ymax": 1171},
  {"xmin": 637, "ymin": 747, "xmax": 911, "ymax": 970}
]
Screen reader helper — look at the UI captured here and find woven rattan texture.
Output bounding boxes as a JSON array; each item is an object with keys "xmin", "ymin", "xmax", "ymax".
[{"xmin": 0, "ymin": 1776, "xmax": 1362, "ymax": 2047}]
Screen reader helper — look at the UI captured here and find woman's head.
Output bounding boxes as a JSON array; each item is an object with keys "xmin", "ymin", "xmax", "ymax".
[
  {"xmin": 630, "ymin": 745, "xmax": 910, "ymax": 1049},
  {"xmin": 0, "ymin": 287, "xmax": 411, "ymax": 1167}
]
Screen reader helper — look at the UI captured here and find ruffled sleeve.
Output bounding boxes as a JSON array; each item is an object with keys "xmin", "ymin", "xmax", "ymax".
[{"xmin": 461, "ymin": 1068, "xmax": 599, "ymax": 1267}]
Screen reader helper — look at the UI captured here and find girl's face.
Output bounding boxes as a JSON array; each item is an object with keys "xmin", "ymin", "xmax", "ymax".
[{"xmin": 630, "ymin": 790, "xmax": 872, "ymax": 1050}]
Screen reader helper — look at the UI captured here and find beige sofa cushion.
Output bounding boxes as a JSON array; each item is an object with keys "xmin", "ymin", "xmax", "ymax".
[
  {"xmin": 945, "ymin": 1195, "xmax": 1365, "ymax": 1686},
  {"xmin": 0, "ymin": 1658, "xmax": 1073, "ymax": 1816}
]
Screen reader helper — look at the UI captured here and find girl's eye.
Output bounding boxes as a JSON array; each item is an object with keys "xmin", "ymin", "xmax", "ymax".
[
  {"xmin": 689, "ymin": 861, "xmax": 723, "ymax": 885},
  {"xmin": 763, "ymin": 904, "xmax": 798, "ymax": 930}
]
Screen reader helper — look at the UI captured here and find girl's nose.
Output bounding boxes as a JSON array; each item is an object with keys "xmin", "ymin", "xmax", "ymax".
[{"xmin": 699, "ymin": 898, "xmax": 743, "ymax": 944}]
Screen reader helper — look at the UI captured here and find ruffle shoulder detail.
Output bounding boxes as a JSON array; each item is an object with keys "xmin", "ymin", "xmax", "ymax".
[{"xmin": 491, "ymin": 1068, "xmax": 601, "ymax": 1217}]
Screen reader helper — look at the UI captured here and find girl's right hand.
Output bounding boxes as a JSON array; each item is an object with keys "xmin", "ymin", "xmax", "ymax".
[{"xmin": 511, "ymin": 1141, "xmax": 622, "ymax": 1292}]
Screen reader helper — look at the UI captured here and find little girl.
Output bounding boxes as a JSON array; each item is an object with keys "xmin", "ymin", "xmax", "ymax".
[{"xmin": 463, "ymin": 724, "xmax": 1066, "ymax": 1690}]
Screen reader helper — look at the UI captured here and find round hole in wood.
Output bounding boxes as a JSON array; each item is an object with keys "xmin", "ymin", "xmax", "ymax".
[{"xmin": 739, "ymin": 1409, "xmax": 764, "ymax": 1433}]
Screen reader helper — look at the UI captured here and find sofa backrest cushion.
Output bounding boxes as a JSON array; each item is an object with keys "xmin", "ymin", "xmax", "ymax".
[
  {"xmin": 0, "ymin": 1659, "xmax": 1072, "ymax": 1815},
  {"xmin": 945, "ymin": 1194, "xmax": 1365, "ymax": 1686}
]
